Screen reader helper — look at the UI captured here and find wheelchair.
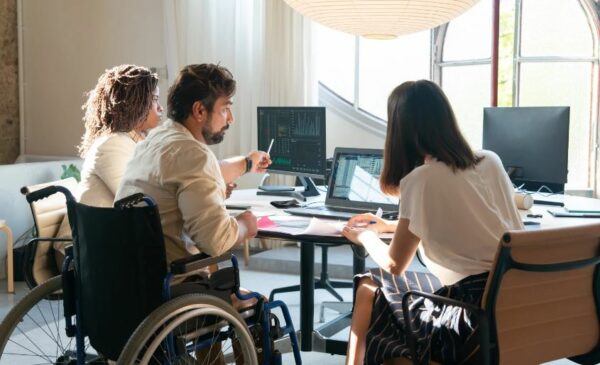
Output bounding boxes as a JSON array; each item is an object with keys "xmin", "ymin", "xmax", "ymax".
[{"xmin": 0, "ymin": 186, "xmax": 302, "ymax": 364}]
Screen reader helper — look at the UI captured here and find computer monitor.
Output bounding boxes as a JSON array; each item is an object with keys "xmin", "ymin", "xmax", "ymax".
[
  {"xmin": 482, "ymin": 106, "xmax": 570, "ymax": 193},
  {"xmin": 257, "ymin": 106, "xmax": 326, "ymax": 200}
]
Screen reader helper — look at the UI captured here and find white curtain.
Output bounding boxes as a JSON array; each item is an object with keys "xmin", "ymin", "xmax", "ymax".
[{"xmin": 162, "ymin": 0, "xmax": 316, "ymax": 167}]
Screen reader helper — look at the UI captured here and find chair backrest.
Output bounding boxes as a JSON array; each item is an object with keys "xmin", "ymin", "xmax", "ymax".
[
  {"xmin": 483, "ymin": 223, "xmax": 600, "ymax": 364},
  {"xmin": 21, "ymin": 177, "xmax": 78, "ymax": 238},
  {"xmin": 67, "ymin": 195, "xmax": 167, "ymax": 361},
  {"xmin": 21, "ymin": 177, "xmax": 78, "ymax": 287}
]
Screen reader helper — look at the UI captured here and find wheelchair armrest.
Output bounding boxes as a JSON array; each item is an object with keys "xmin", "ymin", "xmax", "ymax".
[
  {"xmin": 401, "ymin": 290, "xmax": 491, "ymax": 365},
  {"xmin": 170, "ymin": 252, "xmax": 233, "ymax": 275},
  {"xmin": 27, "ymin": 237, "xmax": 73, "ymax": 245}
]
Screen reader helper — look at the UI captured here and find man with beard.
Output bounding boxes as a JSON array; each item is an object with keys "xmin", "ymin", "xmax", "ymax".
[{"xmin": 115, "ymin": 63, "xmax": 271, "ymax": 263}]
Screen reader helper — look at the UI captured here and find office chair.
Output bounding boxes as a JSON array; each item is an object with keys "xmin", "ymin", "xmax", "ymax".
[
  {"xmin": 397, "ymin": 223, "xmax": 600, "ymax": 365},
  {"xmin": 20, "ymin": 177, "xmax": 78, "ymax": 288}
]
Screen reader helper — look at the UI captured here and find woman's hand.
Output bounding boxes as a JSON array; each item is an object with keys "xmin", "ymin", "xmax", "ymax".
[
  {"xmin": 346, "ymin": 213, "xmax": 395, "ymax": 234},
  {"xmin": 342, "ymin": 225, "xmax": 378, "ymax": 245}
]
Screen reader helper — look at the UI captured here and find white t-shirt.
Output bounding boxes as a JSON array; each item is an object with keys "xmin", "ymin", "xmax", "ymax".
[{"xmin": 399, "ymin": 150, "xmax": 523, "ymax": 285}]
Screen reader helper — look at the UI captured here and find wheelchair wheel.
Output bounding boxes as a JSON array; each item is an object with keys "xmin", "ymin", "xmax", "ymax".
[
  {"xmin": 118, "ymin": 293, "xmax": 258, "ymax": 365},
  {"xmin": 0, "ymin": 275, "xmax": 104, "ymax": 364}
]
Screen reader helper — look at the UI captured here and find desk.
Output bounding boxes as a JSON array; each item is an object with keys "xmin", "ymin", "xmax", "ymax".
[
  {"xmin": 229, "ymin": 188, "xmax": 361, "ymax": 354},
  {"xmin": 229, "ymin": 189, "xmax": 600, "ymax": 355},
  {"xmin": 520, "ymin": 193, "xmax": 600, "ymax": 228}
]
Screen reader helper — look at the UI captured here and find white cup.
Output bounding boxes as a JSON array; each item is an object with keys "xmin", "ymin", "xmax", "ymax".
[{"xmin": 514, "ymin": 192, "xmax": 533, "ymax": 210}]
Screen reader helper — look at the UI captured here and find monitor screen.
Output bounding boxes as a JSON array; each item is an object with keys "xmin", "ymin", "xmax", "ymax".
[
  {"xmin": 326, "ymin": 148, "xmax": 399, "ymax": 210},
  {"xmin": 257, "ymin": 107, "xmax": 326, "ymax": 179},
  {"xmin": 482, "ymin": 106, "xmax": 570, "ymax": 192}
]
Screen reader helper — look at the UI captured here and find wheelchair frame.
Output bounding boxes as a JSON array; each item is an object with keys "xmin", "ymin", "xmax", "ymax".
[{"xmin": 0, "ymin": 186, "xmax": 302, "ymax": 365}]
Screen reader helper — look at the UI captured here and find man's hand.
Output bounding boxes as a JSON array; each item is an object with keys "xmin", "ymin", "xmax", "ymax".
[
  {"xmin": 225, "ymin": 183, "xmax": 236, "ymax": 199},
  {"xmin": 236, "ymin": 210, "xmax": 258, "ymax": 239},
  {"xmin": 247, "ymin": 150, "xmax": 272, "ymax": 173}
]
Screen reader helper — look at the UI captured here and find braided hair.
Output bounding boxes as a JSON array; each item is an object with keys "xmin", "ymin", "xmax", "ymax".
[{"xmin": 78, "ymin": 64, "xmax": 158, "ymax": 157}]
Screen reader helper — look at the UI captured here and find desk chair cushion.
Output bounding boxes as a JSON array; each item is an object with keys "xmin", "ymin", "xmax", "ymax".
[
  {"xmin": 483, "ymin": 225, "xmax": 600, "ymax": 364},
  {"xmin": 21, "ymin": 177, "xmax": 78, "ymax": 285}
]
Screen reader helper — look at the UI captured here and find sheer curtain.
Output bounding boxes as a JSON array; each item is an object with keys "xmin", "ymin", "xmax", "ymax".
[{"xmin": 162, "ymin": 0, "xmax": 316, "ymax": 173}]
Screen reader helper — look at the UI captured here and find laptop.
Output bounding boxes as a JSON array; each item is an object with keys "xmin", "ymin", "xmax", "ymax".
[{"xmin": 285, "ymin": 147, "xmax": 399, "ymax": 220}]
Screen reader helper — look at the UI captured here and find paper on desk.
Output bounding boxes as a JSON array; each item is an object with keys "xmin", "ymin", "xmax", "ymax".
[
  {"xmin": 300, "ymin": 217, "xmax": 345, "ymax": 236},
  {"xmin": 260, "ymin": 216, "xmax": 345, "ymax": 236}
]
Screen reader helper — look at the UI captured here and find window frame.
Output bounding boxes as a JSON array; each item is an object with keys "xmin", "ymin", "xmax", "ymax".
[{"xmin": 316, "ymin": 0, "xmax": 600, "ymax": 191}]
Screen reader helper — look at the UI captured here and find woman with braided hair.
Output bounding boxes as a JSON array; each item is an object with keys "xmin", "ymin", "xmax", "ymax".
[{"xmin": 78, "ymin": 64, "xmax": 162, "ymax": 207}]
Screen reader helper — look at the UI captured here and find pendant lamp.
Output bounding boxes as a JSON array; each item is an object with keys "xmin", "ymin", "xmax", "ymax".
[{"xmin": 284, "ymin": 0, "xmax": 480, "ymax": 39}]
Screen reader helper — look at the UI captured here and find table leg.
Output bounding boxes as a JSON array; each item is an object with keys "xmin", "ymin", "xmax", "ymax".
[
  {"xmin": 299, "ymin": 240, "xmax": 315, "ymax": 351},
  {"xmin": 0, "ymin": 224, "xmax": 14, "ymax": 294}
]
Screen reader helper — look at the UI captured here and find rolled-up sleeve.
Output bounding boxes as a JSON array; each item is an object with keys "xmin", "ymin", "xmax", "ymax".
[{"xmin": 171, "ymin": 145, "xmax": 239, "ymax": 257}]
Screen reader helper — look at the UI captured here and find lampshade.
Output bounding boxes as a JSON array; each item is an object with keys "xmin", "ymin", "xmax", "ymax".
[{"xmin": 284, "ymin": 0, "xmax": 480, "ymax": 39}]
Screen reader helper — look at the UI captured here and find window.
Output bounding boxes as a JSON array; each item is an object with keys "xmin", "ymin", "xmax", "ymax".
[
  {"xmin": 358, "ymin": 31, "xmax": 430, "ymax": 120},
  {"xmin": 436, "ymin": 0, "xmax": 598, "ymax": 189},
  {"xmin": 314, "ymin": 0, "xmax": 599, "ymax": 189},
  {"xmin": 314, "ymin": 25, "xmax": 430, "ymax": 122}
]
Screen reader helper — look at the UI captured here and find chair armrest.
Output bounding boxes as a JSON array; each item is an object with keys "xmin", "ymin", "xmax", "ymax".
[
  {"xmin": 170, "ymin": 252, "xmax": 232, "ymax": 275},
  {"xmin": 401, "ymin": 290, "xmax": 491, "ymax": 365},
  {"xmin": 27, "ymin": 237, "xmax": 72, "ymax": 245}
]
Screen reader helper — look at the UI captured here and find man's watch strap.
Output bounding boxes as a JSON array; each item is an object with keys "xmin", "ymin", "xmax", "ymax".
[{"xmin": 245, "ymin": 157, "xmax": 253, "ymax": 173}]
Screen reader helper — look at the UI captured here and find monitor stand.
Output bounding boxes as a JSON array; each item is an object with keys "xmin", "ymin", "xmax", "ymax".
[{"xmin": 257, "ymin": 176, "xmax": 320, "ymax": 202}]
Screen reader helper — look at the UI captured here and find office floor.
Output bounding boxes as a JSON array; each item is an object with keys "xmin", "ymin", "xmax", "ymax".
[{"xmin": 0, "ymin": 245, "xmax": 578, "ymax": 364}]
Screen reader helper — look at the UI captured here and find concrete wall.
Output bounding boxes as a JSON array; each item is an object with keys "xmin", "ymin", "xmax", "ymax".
[{"xmin": 0, "ymin": 0, "xmax": 19, "ymax": 164}]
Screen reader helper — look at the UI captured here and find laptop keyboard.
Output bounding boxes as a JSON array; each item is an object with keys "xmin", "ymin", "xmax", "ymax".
[
  {"xmin": 285, "ymin": 206, "xmax": 398, "ymax": 220},
  {"xmin": 284, "ymin": 207, "xmax": 356, "ymax": 220}
]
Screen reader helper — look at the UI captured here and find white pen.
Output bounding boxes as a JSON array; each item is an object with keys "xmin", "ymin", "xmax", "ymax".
[{"xmin": 267, "ymin": 138, "xmax": 275, "ymax": 155}]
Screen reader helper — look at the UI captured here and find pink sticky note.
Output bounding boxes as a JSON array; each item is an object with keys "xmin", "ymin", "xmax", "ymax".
[{"xmin": 257, "ymin": 216, "xmax": 278, "ymax": 229}]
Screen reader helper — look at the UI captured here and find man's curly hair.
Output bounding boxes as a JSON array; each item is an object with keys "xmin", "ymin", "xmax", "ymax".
[
  {"xmin": 167, "ymin": 63, "xmax": 236, "ymax": 123},
  {"xmin": 78, "ymin": 64, "xmax": 159, "ymax": 157}
]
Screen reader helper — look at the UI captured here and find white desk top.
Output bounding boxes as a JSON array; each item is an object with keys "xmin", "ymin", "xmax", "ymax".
[
  {"xmin": 229, "ymin": 188, "xmax": 600, "ymax": 233},
  {"xmin": 520, "ymin": 193, "xmax": 600, "ymax": 229}
]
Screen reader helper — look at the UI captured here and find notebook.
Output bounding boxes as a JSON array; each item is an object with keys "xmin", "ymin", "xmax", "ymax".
[{"xmin": 285, "ymin": 147, "xmax": 399, "ymax": 220}]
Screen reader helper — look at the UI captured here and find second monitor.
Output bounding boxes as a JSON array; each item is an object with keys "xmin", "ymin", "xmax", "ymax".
[{"xmin": 257, "ymin": 106, "xmax": 326, "ymax": 200}]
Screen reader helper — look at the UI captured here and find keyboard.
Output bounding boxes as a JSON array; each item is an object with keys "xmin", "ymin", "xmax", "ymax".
[{"xmin": 285, "ymin": 206, "xmax": 396, "ymax": 220}]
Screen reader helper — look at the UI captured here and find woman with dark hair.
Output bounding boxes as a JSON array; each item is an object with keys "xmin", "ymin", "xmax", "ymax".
[
  {"xmin": 78, "ymin": 64, "xmax": 162, "ymax": 207},
  {"xmin": 342, "ymin": 80, "xmax": 523, "ymax": 365}
]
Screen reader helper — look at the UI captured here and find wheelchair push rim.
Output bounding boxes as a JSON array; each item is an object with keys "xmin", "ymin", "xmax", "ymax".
[{"xmin": 118, "ymin": 293, "xmax": 258, "ymax": 365}]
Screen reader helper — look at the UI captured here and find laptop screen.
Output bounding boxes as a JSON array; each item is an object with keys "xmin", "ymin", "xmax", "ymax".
[{"xmin": 326, "ymin": 148, "xmax": 399, "ymax": 212}]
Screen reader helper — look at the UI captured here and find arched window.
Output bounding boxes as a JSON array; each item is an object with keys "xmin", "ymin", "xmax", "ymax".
[
  {"xmin": 314, "ymin": 24, "xmax": 430, "ymax": 123},
  {"xmin": 314, "ymin": 0, "xmax": 599, "ymax": 190}
]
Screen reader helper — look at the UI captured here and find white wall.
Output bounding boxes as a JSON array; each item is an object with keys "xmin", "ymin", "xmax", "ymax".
[
  {"xmin": 21, "ymin": 0, "xmax": 168, "ymax": 157},
  {"xmin": 325, "ymin": 108, "xmax": 385, "ymax": 157}
]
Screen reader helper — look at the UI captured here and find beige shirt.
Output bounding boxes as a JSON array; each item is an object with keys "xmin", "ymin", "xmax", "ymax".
[
  {"xmin": 400, "ymin": 150, "xmax": 523, "ymax": 285},
  {"xmin": 115, "ymin": 120, "xmax": 239, "ymax": 263},
  {"xmin": 79, "ymin": 132, "xmax": 138, "ymax": 207}
]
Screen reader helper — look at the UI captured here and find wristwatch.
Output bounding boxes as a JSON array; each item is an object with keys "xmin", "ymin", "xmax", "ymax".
[{"xmin": 245, "ymin": 157, "xmax": 253, "ymax": 173}]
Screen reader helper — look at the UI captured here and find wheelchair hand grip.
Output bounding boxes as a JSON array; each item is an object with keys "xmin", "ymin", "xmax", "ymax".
[
  {"xmin": 114, "ymin": 193, "xmax": 152, "ymax": 209},
  {"xmin": 26, "ymin": 185, "xmax": 75, "ymax": 203}
]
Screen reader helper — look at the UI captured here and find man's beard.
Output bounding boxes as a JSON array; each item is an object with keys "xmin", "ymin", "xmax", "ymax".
[{"xmin": 201, "ymin": 115, "xmax": 228, "ymax": 145}]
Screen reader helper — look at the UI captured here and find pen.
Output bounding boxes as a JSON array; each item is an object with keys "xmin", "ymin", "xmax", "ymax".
[
  {"xmin": 267, "ymin": 138, "xmax": 275, "ymax": 155},
  {"xmin": 365, "ymin": 208, "xmax": 384, "ymax": 225}
]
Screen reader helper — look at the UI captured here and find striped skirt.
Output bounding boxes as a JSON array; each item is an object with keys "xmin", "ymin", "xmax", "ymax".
[{"xmin": 355, "ymin": 269, "xmax": 488, "ymax": 364}]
